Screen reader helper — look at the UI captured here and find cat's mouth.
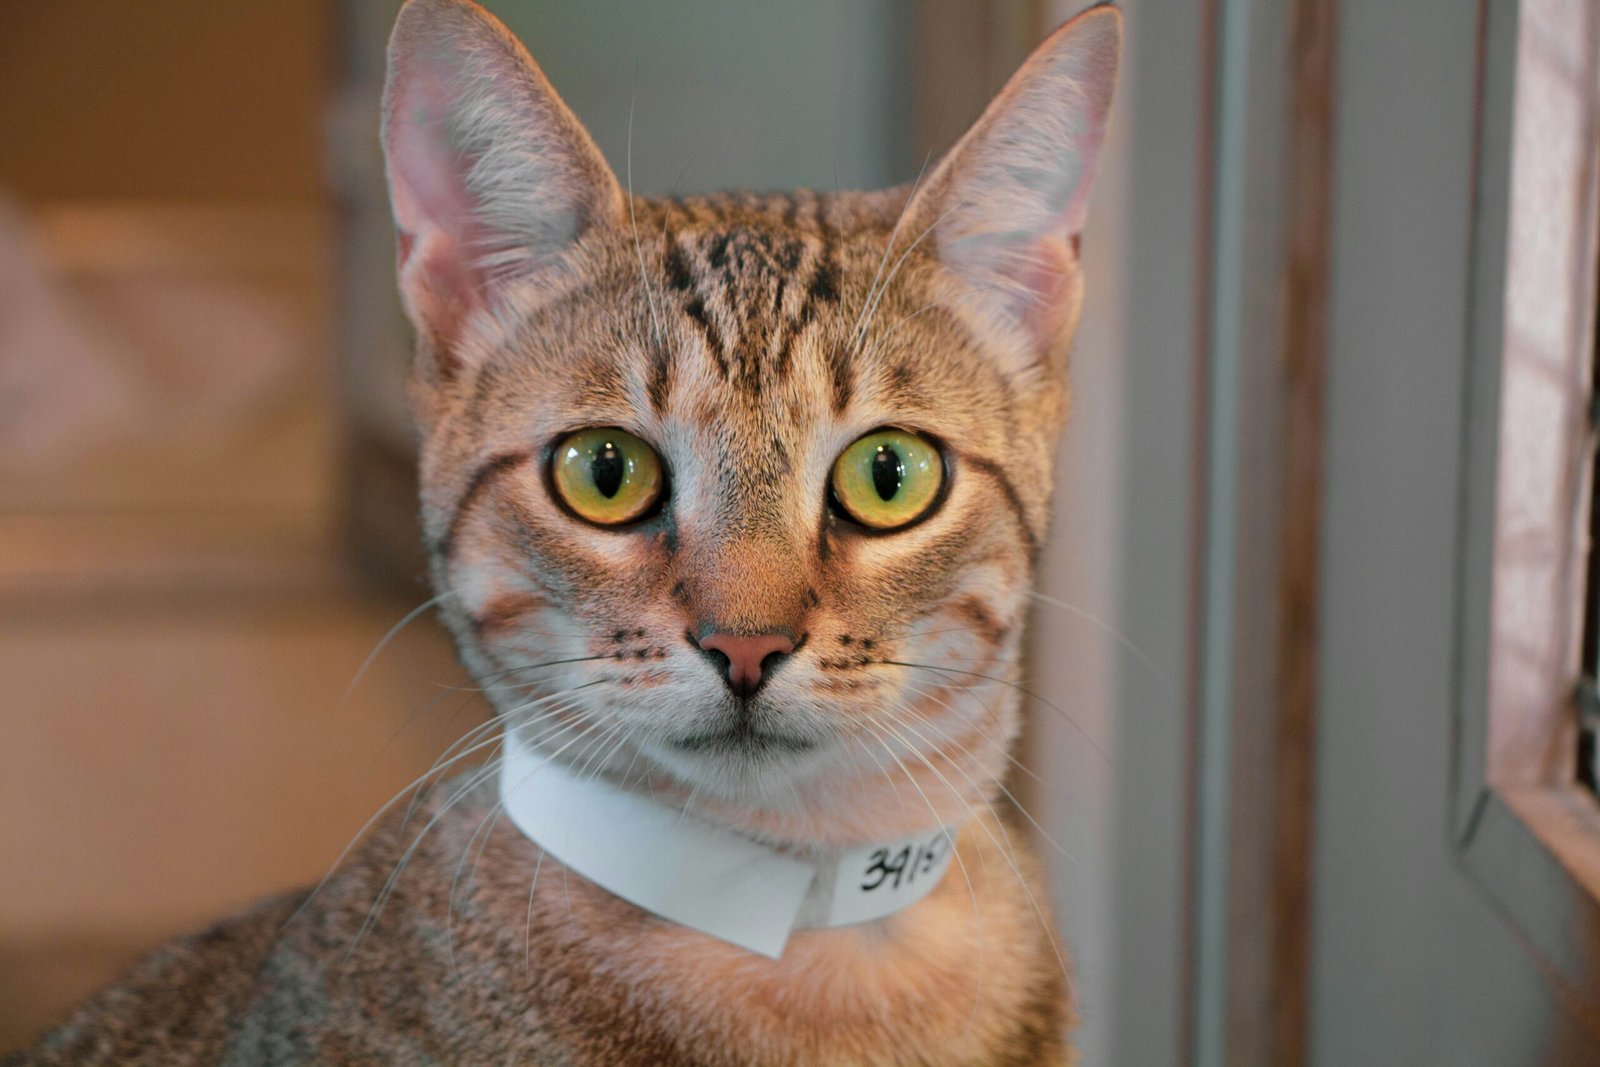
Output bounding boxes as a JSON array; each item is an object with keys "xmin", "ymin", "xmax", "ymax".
[{"xmin": 668, "ymin": 720, "xmax": 818, "ymax": 755}]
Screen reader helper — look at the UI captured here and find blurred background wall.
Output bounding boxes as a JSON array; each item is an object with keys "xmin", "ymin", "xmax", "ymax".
[{"xmin": 0, "ymin": 1, "xmax": 475, "ymax": 1048}]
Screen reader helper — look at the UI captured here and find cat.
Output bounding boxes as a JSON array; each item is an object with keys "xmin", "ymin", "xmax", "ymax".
[{"xmin": 6, "ymin": 1, "xmax": 1119, "ymax": 1063}]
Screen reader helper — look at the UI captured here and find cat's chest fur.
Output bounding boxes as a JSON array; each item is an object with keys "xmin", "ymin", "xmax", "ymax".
[{"xmin": 23, "ymin": 774, "xmax": 1070, "ymax": 1067}]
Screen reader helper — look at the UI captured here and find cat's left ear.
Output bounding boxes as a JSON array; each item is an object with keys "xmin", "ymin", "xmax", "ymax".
[
  {"xmin": 383, "ymin": 0, "xmax": 623, "ymax": 373},
  {"xmin": 903, "ymin": 5, "xmax": 1120, "ymax": 359}
]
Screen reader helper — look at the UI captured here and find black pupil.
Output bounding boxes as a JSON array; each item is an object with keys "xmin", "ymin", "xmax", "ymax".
[
  {"xmin": 591, "ymin": 443, "xmax": 625, "ymax": 498},
  {"xmin": 871, "ymin": 446, "xmax": 903, "ymax": 501}
]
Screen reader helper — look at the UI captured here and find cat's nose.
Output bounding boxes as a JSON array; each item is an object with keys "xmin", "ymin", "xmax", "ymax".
[{"xmin": 693, "ymin": 631, "xmax": 796, "ymax": 698}]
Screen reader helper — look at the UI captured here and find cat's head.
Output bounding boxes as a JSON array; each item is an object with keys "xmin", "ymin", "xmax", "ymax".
[{"xmin": 382, "ymin": 0, "xmax": 1118, "ymax": 844}]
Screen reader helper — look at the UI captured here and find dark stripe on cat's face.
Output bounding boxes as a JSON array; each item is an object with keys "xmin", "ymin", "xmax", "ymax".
[
  {"xmin": 780, "ymin": 192, "xmax": 804, "ymax": 229},
  {"xmin": 683, "ymin": 295, "xmax": 727, "ymax": 379},
  {"xmin": 661, "ymin": 233, "xmax": 728, "ymax": 380},
  {"xmin": 434, "ymin": 449, "xmax": 533, "ymax": 559},
  {"xmin": 959, "ymin": 452, "xmax": 1040, "ymax": 559},
  {"xmin": 827, "ymin": 344, "xmax": 854, "ymax": 414},
  {"xmin": 646, "ymin": 340, "xmax": 674, "ymax": 415},
  {"xmin": 774, "ymin": 245, "xmax": 839, "ymax": 383}
]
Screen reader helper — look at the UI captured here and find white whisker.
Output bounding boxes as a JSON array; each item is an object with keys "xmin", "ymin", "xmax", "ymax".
[
  {"xmin": 340, "ymin": 592, "xmax": 456, "ymax": 707},
  {"xmin": 627, "ymin": 97, "xmax": 666, "ymax": 348}
]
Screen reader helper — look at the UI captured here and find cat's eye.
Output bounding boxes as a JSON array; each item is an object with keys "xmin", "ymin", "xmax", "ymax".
[
  {"xmin": 830, "ymin": 429, "xmax": 944, "ymax": 531},
  {"xmin": 550, "ymin": 427, "xmax": 664, "ymax": 527}
]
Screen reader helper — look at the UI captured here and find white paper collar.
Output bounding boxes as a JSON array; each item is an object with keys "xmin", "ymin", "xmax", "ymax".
[{"xmin": 497, "ymin": 727, "xmax": 957, "ymax": 959}]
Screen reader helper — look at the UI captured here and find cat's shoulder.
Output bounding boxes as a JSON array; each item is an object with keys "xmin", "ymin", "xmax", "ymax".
[{"xmin": 4, "ymin": 892, "xmax": 303, "ymax": 1066}]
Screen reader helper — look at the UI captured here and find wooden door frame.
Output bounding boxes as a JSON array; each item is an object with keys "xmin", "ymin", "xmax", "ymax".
[{"xmin": 1188, "ymin": 0, "xmax": 1336, "ymax": 1063}]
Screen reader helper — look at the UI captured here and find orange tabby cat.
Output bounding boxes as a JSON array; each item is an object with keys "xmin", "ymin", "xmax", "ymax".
[{"xmin": 8, "ymin": 2, "xmax": 1118, "ymax": 1063}]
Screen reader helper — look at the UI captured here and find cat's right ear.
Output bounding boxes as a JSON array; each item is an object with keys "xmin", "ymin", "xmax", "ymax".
[{"xmin": 383, "ymin": 0, "xmax": 622, "ymax": 377}]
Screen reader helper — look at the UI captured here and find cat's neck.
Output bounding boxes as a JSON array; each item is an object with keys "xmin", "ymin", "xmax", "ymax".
[
  {"xmin": 498, "ymin": 727, "xmax": 963, "ymax": 958},
  {"xmin": 429, "ymin": 784, "xmax": 1073, "ymax": 1066}
]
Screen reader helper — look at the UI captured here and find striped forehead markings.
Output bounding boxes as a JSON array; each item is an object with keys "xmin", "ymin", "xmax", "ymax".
[{"xmin": 658, "ymin": 221, "xmax": 842, "ymax": 402}]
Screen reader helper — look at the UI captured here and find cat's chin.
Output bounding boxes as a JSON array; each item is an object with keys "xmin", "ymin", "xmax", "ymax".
[
  {"xmin": 641, "ymin": 729, "xmax": 841, "ymax": 805},
  {"xmin": 667, "ymin": 721, "xmax": 820, "ymax": 757}
]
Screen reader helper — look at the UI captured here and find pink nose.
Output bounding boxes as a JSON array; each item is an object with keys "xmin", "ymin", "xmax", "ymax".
[{"xmin": 696, "ymin": 631, "xmax": 796, "ymax": 697}]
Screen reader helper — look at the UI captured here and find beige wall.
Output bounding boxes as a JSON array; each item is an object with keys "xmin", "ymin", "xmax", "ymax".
[
  {"xmin": 0, "ymin": 1, "xmax": 327, "ymax": 202},
  {"xmin": 0, "ymin": 2, "xmax": 482, "ymax": 1051}
]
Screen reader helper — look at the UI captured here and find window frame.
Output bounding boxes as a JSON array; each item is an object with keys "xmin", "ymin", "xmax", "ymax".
[{"xmin": 1453, "ymin": 0, "xmax": 1600, "ymax": 1013}]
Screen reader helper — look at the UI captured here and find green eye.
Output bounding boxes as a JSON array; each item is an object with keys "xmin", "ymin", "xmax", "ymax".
[
  {"xmin": 830, "ymin": 429, "xmax": 944, "ymax": 530},
  {"xmin": 550, "ymin": 427, "xmax": 664, "ymax": 526}
]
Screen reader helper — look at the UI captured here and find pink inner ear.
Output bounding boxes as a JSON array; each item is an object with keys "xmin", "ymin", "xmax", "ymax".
[
  {"xmin": 386, "ymin": 57, "xmax": 493, "ymax": 343},
  {"xmin": 1013, "ymin": 235, "xmax": 1078, "ymax": 345},
  {"xmin": 397, "ymin": 227, "xmax": 481, "ymax": 352}
]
